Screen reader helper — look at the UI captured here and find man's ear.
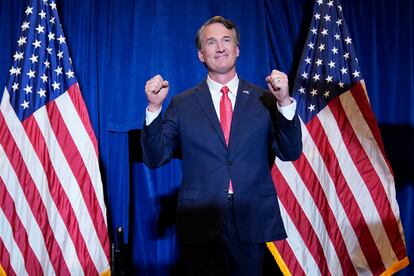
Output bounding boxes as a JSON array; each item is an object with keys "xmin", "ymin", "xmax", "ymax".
[
  {"xmin": 236, "ymin": 46, "xmax": 240, "ymax": 58},
  {"xmin": 198, "ymin": 49, "xmax": 205, "ymax": 62}
]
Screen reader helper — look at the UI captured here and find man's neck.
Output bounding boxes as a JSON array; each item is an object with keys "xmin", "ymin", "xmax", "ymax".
[{"xmin": 208, "ymin": 70, "xmax": 237, "ymax": 85}]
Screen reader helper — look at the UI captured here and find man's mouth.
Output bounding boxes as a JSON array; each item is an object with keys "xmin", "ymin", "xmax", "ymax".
[{"xmin": 215, "ymin": 55, "xmax": 228, "ymax": 59}]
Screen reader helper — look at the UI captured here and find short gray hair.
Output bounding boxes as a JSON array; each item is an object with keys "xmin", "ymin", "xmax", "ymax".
[{"xmin": 195, "ymin": 16, "xmax": 240, "ymax": 50}]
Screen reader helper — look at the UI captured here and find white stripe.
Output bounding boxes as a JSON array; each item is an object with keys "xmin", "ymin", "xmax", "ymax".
[
  {"xmin": 55, "ymin": 89, "xmax": 107, "ymax": 224},
  {"xmin": 317, "ymin": 94, "xmax": 397, "ymax": 264},
  {"xmin": 340, "ymin": 84, "xmax": 405, "ymax": 238},
  {"xmin": 277, "ymin": 199, "xmax": 322, "ymax": 276},
  {"xmin": 276, "ymin": 159, "xmax": 343, "ymax": 276},
  {"xmin": 1, "ymin": 89, "xmax": 82, "ymax": 275},
  {"xmin": 0, "ymin": 207, "xmax": 28, "ymax": 276},
  {"xmin": 0, "ymin": 145, "xmax": 53, "ymax": 276},
  {"xmin": 34, "ymin": 99, "xmax": 107, "ymax": 272},
  {"xmin": 339, "ymin": 88, "xmax": 403, "ymax": 267},
  {"xmin": 295, "ymin": 117, "xmax": 371, "ymax": 274}
]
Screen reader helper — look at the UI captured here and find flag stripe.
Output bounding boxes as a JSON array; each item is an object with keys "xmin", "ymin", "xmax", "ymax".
[
  {"xmin": 0, "ymin": 207, "xmax": 21, "ymax": 276},
  {"xmin": 346, "ymin": 84, "xmax": 397, "ymax": 210},
  {"xmin": 308, "ymin": 108, "xmax": 387, "ymax": 273},
  {"xmin": 292, "ymin": 117, "xmax": 370, "ymax": 274},
  {"xmin": 5, "ymin": 93, "xmax": 96, "ymax": 275},
  {"xmin": 290, "ymin": 154, "xmax": 358, "ymax": 275},
  {"xmin": 349, "ymin": 82, "xmax": 393, "ymax": 173},
  {"xmin": 343, "ymin": 85, "xmax": 407, "ymax": 260},
  {"xmin": 34, "ymin": 91, "xmax": 108, "ymax": 272},
  {"xmin": 326, "ymin": 90, "xmax": 400, "ymax": 264},
  {"xmin": 276, "ymin": 157, "xmax": 349, "ymax": 275},
  {"xmin": 0, "ymin": 247, "xmax": 16, "ymax": 276},
  {"xmin": 0, "ymin": 178, "xmax": 43, "ymax": 275},
  {"xmin": 333, "ymin": 89, "xmax": 404, "ymax": 262},
  {"xmin": 29, "ymin": 105, "xmax": 98, "ymax": 275},
  {"xmin": 67, "ymin": 84, "xmax": 99, "ymax": 158},
  {"xmin": 272, "ymin": 164, "xmax": 331, "ymax": 275},
  {"xmin": 0, "ymin": 141, "xmax": 54, "ymax": 276},
  {"xmin": 58, "ymin": 86, "xmax": 108, "ymax": 227},
  {"xmin": 65, "ymin": 86, "xmax": 109, "ymax": 239},
  {"xmin": 47, "ymin": 95, "xmax": 109, "ymax": 256},
  {"xmin": 273, "ymin": 240, "xmax": 305, "ymax": 276},
  {"xmin": 273, "ymin": 167, "xmax": 323, "ymax": 276},
  {"xmin": 0, "ymin": 216, "xmax": 21, "ymax": 276},
  {"xmin": 0, "ymin": 110, "xmax": 69, "ymax": 275}
]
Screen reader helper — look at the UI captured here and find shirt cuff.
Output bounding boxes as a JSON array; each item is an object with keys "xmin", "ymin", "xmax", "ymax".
[
  {"xmin": 145, "ymin": 106, "xmax": 162, "ymax": 125},
  {"xmin": 276, "ymin": 97, "xmax": 297, "ymax": 121}
]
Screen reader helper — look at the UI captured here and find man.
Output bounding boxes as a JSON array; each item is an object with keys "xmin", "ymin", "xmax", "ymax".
[{"xmin": 142, "ymin": 16, "xmax": 302, "ymax": 276}]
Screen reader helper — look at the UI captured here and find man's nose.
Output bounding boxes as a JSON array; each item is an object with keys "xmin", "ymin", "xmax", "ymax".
[{"xmin": 216, "ymin": 42, "xmax": 225, "ymax": 52}]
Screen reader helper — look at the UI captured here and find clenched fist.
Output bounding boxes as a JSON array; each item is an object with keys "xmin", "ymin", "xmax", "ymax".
[
  {"xmin": 265, "ymin": 70, "xmax": 291, "ymax": 107},
  {"xmin": 145, "ymin": 74, "xmax": 169, "ymax": 112}
]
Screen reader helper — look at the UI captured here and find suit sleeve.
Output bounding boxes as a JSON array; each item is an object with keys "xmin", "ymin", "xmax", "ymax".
[
  {"xmin": 141, "ymin": 97, "xmax": 180, "ymax": 168},
  {"xmin": 271, "ymin": 109, "xmax": 303, "ymax": 161}
]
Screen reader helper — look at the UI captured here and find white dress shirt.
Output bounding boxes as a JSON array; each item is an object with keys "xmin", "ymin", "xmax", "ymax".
[{"xmin": 145, "ymin": 74, "xmax": 297, "ymax": 125}]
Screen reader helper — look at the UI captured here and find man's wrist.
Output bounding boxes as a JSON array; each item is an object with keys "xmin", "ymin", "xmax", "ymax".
[
  {"xmin": 276, "ymin": 97, "xmax": 296, "ymax": 120},
  {"xmin": 277, "ymin": 98, "xmax": 293, "ymax": 107},
  {"xmin": 145, "ymin": 105, "xmax": 162, "ymax": 126},
  {"xmin": 148, "ymin": 104, "xmax": 162, "ymax": 113}
]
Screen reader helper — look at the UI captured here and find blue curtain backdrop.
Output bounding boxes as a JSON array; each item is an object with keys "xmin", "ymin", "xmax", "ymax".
[{"xmin": 0, "ymin": 0, "xmax": 413, "ymax": 275}]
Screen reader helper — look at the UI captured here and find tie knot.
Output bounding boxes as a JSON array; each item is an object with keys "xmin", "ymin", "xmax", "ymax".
[{"xmin": 220, "ymin": 86, "xmax": 230, "ymax": 96}]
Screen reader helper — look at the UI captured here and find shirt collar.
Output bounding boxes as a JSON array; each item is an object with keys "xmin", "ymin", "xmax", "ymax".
[{"xmin": 206, "ymin": 74, "xmax": 239, "ymax": 97}]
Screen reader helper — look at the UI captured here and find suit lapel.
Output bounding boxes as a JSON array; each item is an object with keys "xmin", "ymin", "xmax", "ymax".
[
  {"xmin": 192, "ymin": 79, "xmax": 255, "ymax": 149},
  {"xmin": 193, "ymin": 81, "xmax": 227, "ymax": 147}
]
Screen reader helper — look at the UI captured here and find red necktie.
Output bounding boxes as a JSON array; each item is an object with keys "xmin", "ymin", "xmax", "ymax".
[{"xmin": 220, "ymin": 86, "xmax": 233, "ymax": 192}]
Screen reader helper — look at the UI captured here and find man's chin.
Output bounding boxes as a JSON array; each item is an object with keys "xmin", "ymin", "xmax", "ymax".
[
  {"xmin": 214, "ymin": 65, "xmax": 235, "ymax": 74},
  {"xmin": 220, "ymin": 69, "xmax": 236, "ymax": 75},
  {"xmin": 204, "ymin": 62, "xmax": 236, "ymax": 75}
]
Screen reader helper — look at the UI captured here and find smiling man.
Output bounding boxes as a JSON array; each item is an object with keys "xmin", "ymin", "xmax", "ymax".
[
  {"xmin": 196, "ymin": 21, "xmax": 239, "ymax": 83},
  {"xmin": 141, "ymin": 16, "xmax": 302, "ymax": 276}
]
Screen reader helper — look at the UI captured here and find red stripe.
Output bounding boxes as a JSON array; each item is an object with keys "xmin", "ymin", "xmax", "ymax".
[
  {"xmin": 290, "ymin": 155, "xmax": 358, "ymax": 275},
  {"xmin": 0, "ymin": 179, "xmax": 43, "ymax": 276},
  {"xmin": 0, "ymin": 240, "xmax": 17, "ymax": 276},
  {"xmin": 272, "ymin": 165, "xmax": 332, "ymax": 276},
  {"xmin": 330, "ymin": 92, "xmax": 407, "ymax": 260},
  {"xmin": 273, "ymin": 240, "xmax": 306, "ymax": 276},
  {"xmin": 23, "ymin": 109, "xmax": 98, "ymax": 274},
  {"xmin": 0, "ymin": 240, "xmax": 16, "ymax": 276},
  {"xmin": 0, "ymin": 113, "xmax": 70, "ymax": 275},
  {"xmin": 350, "ymin": 82, "xmax": 393, "ymax": 173},
  {"xmin": 46, "ymin": 100, "xmax": 110, "ymax": 256},
  {"xmin": 67, "ymin": 85, "xmax": 99, "ymax": 158},
  {"xmin": 306, "ymin": 114, "xmax": 386, "ymax": 274}
]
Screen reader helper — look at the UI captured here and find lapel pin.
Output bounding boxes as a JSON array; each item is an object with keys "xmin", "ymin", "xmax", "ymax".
[{"xmin": 242, "ymin": 90, "xmax": 250, "ymax": 94}]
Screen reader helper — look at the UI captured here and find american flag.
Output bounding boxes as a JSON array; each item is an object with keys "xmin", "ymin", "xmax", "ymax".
[
  {"xmin": 0, "ymin": 0, "xmax": 110, "ymax": 275},
  {"xmin": 267, "ymin": 0, "xmax": 409, "ymax": 275}
]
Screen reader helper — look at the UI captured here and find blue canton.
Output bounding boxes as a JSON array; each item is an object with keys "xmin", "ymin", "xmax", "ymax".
[
  {"xmin": 292, "ymin": 0, "xmax": 361, "ymax": 124},
  {"xmin": 6, "ymin": 0, "xmax": 77, "ymax": 121}
]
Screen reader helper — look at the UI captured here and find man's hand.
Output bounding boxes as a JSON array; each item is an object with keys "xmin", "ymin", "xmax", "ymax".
[
  {"xmin": 265, "ymin": 70, "xmax": 292, "ymax": 107},
  {"xmin": 145, "ymin": 74, "xmax": 169, "ymax": 112}
]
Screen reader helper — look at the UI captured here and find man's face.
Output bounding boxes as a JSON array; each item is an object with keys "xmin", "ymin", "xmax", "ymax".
[{"xmin": 198, "ymin": 23, "xmax": 240, "ymax": 75}]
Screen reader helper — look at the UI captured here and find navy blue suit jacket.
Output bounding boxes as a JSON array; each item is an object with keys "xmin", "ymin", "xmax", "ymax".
[{"xmin": 141, "ymin": 79, "xmax": 302, "ymax": 245}]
